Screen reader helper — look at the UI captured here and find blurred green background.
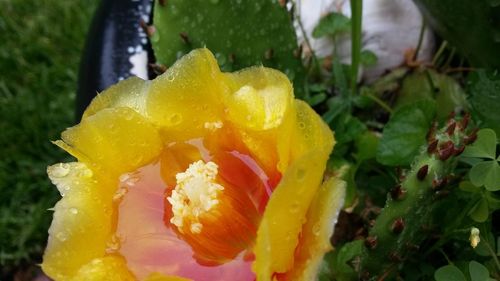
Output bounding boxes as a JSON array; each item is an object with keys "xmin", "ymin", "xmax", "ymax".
[{"xmin": 0, "ymin": 0, "xmax": 98, "ymax": 277}]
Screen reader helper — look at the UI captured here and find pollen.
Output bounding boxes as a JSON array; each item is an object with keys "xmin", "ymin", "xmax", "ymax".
[{"xmin": 167, "ymin": 160, "xmax": 224, "ymax": 234}]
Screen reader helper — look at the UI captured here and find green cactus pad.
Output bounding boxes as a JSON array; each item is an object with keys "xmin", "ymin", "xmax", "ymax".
[
  {"xmin": 360, "ymin": 114, "xmax": 476, "ymax": 280},
  {"xmin": 152, "ymin": 0, "xmax": 305, "ymax": 96}
]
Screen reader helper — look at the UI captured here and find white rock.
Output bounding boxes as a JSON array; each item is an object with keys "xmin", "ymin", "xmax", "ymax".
[{"xmin": 295, "ymin": 0, "xmax": 435, "ymax": 82}]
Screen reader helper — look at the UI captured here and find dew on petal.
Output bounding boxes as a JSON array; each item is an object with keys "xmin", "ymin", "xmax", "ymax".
[
  {"xmin": 50, "ymin": 163, "xmax": 70, "ymax": 178},
  {"xmin": 55, "ymin": 232, "xmax": 67, "ymax": 242},
  {"xmin": 312, "ymin": 223, "xmax": 321, "ymax": 236},
  {"xmin": 289, "ymin": 201, "xmax": 300, "ymax": 214}
]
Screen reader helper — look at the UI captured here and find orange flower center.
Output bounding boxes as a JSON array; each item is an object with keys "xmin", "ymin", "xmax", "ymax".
[
  {"xmin": 109, "ymin": 134, "xmax": 280, "ymax": 280},
  {"xmin": 165, "ymin": 159, "xmax": 260, "ymax": 265}
]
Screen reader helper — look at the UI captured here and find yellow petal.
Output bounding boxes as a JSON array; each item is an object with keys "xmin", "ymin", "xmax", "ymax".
[
  {"xmin": 69, "ymin": 255, "xmax": 135, "ymax": 281},
  {"xmin": 83, "ymin": 76, "xmax": 151, "ymax": 119},
  {"xmin": 55, "ymin": 107, "xmax": 162, "ymax": 176},
  {"xmin": 253, "ymin": 100, "xmax": 334, "ymax": 280},
  {"xmin": 223, "ymin": 66, "xmax": 296, "ymax": 173},
  {"xmin": 224, "ymin": 66, "xmax": 294, "ymax": 131},
  {"xmin": 282, "ymin": 176, "xmax": 346, "ymax": 281},
  {"xmin": 288, "ymin": 100, "xmax": 334, "ymax": 160},
  {"xmin": 147, "ymin": 48, "xmax": 228, "ymax": 141},
  {"xmin": 42, "ymin": 162, "xmax": 114, "ymax": 280},
  {"xmin": 145, "ymin": 272, "xmax": 192, "ymax": 281}
]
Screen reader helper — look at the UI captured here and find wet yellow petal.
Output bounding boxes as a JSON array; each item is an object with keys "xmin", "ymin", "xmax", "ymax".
[
  {"xmin": 223, "ymin": 66, "xmax": 296, "ymax": 173},
  {"xmin": 282, "ymin": 176, "xmax": 346, "ymax": 281},
  {"xmin": 55, "ymin": 107, "xmax": 162, "ymax": 176},
  {"xmin": 253, "ymin": 100, "xmax": 334, "ymax": 280},
  {"xmin": 69, "ymin": 256, "xmax": 135, "ymax": 281},
  {"xmin": 145, "ymin": 272, "xmax": 192, "ymax": 281},
  {"xmin": 224, "ymin": 66, "xmax": 294, "ymax": 131},
  {"xmin": 147, "ymin": 48, "xmax": 228, "ymax": 141},
  {"xmin": 83, "ymin": 76, "xmax": 151, "ymax": 119},
  {"xmin": 42, "ymin": 162, "xmax": 114, "ymax": 280},
  {"xmin": 288, "ymin": 100, "xmax": 334, "ymax": 160}
]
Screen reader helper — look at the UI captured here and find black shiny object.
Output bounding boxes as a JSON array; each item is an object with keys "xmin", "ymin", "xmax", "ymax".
[{"xmin": 76, "ymin": 0, "xmax": 154, "ymax": 119}]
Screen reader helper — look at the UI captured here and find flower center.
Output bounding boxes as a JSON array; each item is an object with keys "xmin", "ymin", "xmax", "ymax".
[
  {"xmin": 167, "ymin": 160, "xmax": 224, "ymax": 234},
  {"xmin": 164, "ymin": 157, "xmax": 263, "ymax": 265}
]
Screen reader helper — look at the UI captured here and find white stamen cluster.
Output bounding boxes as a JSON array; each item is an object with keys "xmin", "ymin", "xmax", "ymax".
[{"xmin": 167, "ymin": 160, "xmax": 224, "ymax": 234}]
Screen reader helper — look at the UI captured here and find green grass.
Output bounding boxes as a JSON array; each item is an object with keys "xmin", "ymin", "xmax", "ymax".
[{"xmin": 0, "ymin": 0, "xmax": 98, "ymax": 275}]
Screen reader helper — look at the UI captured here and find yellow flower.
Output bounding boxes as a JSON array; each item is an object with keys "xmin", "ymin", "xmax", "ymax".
[{"xmin": 42, "ymin": 49, "xmax": 345, "ymax": 281}]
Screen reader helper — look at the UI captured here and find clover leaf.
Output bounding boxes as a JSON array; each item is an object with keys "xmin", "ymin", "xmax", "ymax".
[
  {"xmin": 469, "ymin": 197, "xmax": 489, "ymax": 222},
  {"xmin": 462, "ymin": 129, "xmax": 497, "ymax": 159},
  {"xmin": 462, "ymin": 129, "xmax": 500, "ymax": 191},
  {"xmin": 312, "ymin": 12, "xmax": 351, "ymax": 38},
  {"xmin": 470, "ymin": 161, "xmax": 500, "ymax": 191},
  {"xmin": 434, "ymin": 265, "xmax": 466, "ymax": 281},
  {"xmin": 469, "ymin": 261, "xmax": 491, "ymax": 281}
]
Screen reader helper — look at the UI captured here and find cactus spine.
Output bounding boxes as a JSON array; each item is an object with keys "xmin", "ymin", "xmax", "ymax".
[{"xmin": 359, "ymin": 114, "xmax": 475, "ymax": 280}]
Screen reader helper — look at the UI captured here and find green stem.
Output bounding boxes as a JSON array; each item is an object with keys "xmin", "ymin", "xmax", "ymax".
[
  {"xmin": 365, "ymin": 92, "xmax": 393, "ymax": 114},
  {"xmin": 431, "ymin": 41, "xmax": 448, "ymax": 66},
  {"xmin": 483, "ymin": 236, "xmax": 500, "ymax": 272},
  {"xmin": 443, "ymin": 47, "xmax": 456, "ymax": 70},
  {"xmin": 413, "ymin": 19, "xmax": 426, "ymax": 61},
  {"xmin": 294, "ymin": 3, "xmax": 321, "ymax": 80},
  {"xmin": 350, "ymin": 0, "xmax": 362, "ymax": 96},
  {"xmin": 439, "ymin": 249, "xmax": 453, "ymax": 265}
]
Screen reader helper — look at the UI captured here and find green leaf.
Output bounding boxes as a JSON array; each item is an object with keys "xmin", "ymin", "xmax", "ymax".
[
  {"xmin": 412, "ymin": 1, "xmax": 500, "ymax": 67},
  {"xmin": 360, "ymin": 50, "xmax": 378, "ymax": 66},
  {"xmin": 469, "ymin": 197, "xmax": 489, "ymax": 222},
  {"xmin": 353, "ymin": 87, "xmax": 375, "ymax": 109},
  {"xmin": 434, "ymin": 265, "xmax": 467, "ymax": 281},
  {"xmin": 308, "ymin": 83, "xmax": 328, "ymax": 93},
  {"xmin": 322, "ymin": 96, "xmax": 350, "ymax": 124},
  {"xmin": 334, "ymin": 240, "xmax": 364, "ymax": 275},
  {"xmin": 333, "ymin": 59, "xmax": 350, "ymax": 97},
  {"xmin": 306, "ymin": 93, "xmax": 327, "ymax": 107},
  {"xmin": 462, "ymin": 129, "xmax": 497, "ymax": 159},
  {"xmin": 376, "ymin": 100, "xmax": 436, "ymax": 166},
  {"xmin": 333, "ymin": 114, "xmax": 367, "ymax": 145},
  {"xmin": 355, "ymin": 131, "xmax": 380, "ymax": 161},
  {"xmin": 395, "ymin": 69, "xmax": 468, "ymax": 121},
  {"xmin": 467, "ymin": 70, "xmax": 500, "ymax": 135},
  {"xmin": 459, "ymin": 181, "xmax": 481, "ymax": 193},
  {"xmin": 312, "ymin": 12, "xmax": 351, "ymax": 38},
  {"xmin": 469, "ymin": 261, "xmax": 490, "ymax": 281},
  {"xmin": 469, "ymin": 160, "xmax": 500, "ymax": 191}
]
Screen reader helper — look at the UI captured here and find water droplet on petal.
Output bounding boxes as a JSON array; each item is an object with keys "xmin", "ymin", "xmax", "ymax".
[
  {"xmin": 56, "ymin": 232, "xmax": 67, "ymax": 241},
  {"xmin": 296, "ymin": 168, "xmax": 306, "ymax": 180},
  {"xmin": 105, "ymin": 234, "xmax": 121, "ymax": 253},
  {"xmin": 80, "ymin": 169, "xmax": 93, "ymax": 178},
  {"xmin": 113, "ymin": 187, "xmax": 128, "ymax": 202},
  {"xmin": 312, "ymin": 223, "xmax": 321, "ymax": 236},
  {"xmin": 51, "ymin": 163, "xmax": 70, "ymax": 178},
  {"xmin": 169, "ymin": 113, "xmax": 182, "ymax": 125},
  {"xmin": 290, "ymin": 201, "xmax": 300, "ymax": 214},
  {"xmin": 69, "ymin": 208, "xmax": 78, "ymax": 215},
  {"xmin": 166, "ymin": 72, "xmax": 175, "ymax": 81}
]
